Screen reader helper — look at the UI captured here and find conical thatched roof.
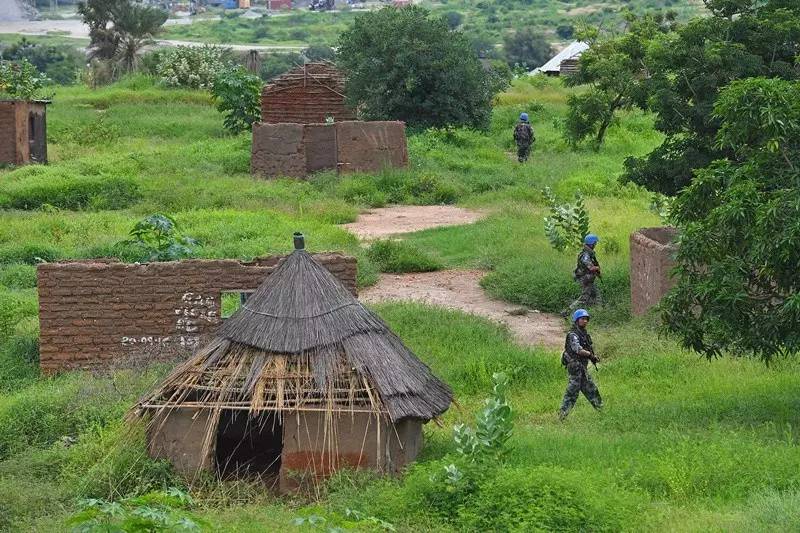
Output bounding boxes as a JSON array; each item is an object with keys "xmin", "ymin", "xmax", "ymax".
[{"xmin": 137, "ymin": 235, "xmax": 452, "ymax": 422}]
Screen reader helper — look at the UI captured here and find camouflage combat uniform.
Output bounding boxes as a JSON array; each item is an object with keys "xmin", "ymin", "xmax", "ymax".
[
  {"xmin": 559, "ymin": 326, "xmax": 603, "ymax": 419},
  {"xmin": 569, "ymin": 245, "xmax": 601, "ymax": 311},
  {"xmin": 513, "ymin": 121, "xmax": 534, "ymax": 162}
]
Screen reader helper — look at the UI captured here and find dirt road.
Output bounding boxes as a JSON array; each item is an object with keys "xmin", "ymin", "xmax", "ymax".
[{"xmin": 343, "ymin": 206, "xmax": 565, "ymax": 348}]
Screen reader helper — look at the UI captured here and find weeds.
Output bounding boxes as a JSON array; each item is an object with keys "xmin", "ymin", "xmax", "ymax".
[{"xmin": 366, "ymin": 239, "xmax": 442, "ymax": 274}]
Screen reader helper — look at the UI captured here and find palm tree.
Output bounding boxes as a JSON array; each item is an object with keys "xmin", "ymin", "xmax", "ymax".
[{"xmin": 79, "ymin": 0, "xmax": 167, "ymax": 77}]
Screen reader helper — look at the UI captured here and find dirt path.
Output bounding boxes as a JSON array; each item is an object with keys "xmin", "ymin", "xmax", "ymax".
[
  {"xmin": 361, "ymin": 270, "xmax": 565, "ymax": 348},
  {"xmin": 343, "ymin": 205, "xmax": 484, "ymax": 239}
]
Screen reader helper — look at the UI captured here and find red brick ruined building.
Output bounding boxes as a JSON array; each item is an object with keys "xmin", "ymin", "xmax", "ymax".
[
  {"xmin": 0, "ymin": 100, "xmax": 48, "ymax": 166},
  {"xmin": 37, "ymin": 254, "xmax": 356, "ymax": 373}
]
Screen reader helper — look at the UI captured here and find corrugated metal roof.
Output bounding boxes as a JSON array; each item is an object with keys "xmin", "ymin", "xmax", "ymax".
[{"xmin": 531, "ymin": 41, "xmax": 590, "ymax": 75}]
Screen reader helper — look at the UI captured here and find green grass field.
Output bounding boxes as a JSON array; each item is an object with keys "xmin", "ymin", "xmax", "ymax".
[{"xmin": 0, "ymin": 74, "xmax": 798, "ymax": 531}]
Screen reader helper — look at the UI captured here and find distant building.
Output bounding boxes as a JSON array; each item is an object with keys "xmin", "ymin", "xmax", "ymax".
[{"xmin": 531, "ymin": 41, "xmax": 589, "ymax": 76}]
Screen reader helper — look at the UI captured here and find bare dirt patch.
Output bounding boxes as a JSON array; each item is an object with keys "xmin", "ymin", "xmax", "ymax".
[
  {"xmin": 361, "ymin": 270, "xmax": 564, "ymax": 348},
  {"xmin": 342, "ymin": 205, "xmax": 484, "ymax": 239}
]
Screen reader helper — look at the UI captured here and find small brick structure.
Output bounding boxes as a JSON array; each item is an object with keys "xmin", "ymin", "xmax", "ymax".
[
  {"xmin": 261, "ymin": 63, "xmax": 355, "ymax": 125},
  {"xmin": 37, "ymin": 254, "xmax": 357, "ymax": 373},
  {"xmin": 251, "ymin": 121, "xmax": 408, "ymax": 178},
  {"xmin": 0, "ymin": 100, "xmax": 48, "ymax": 166},
  {"xmin": 630, "ymin": 227, "xmax": 679, "ymax": 316}
]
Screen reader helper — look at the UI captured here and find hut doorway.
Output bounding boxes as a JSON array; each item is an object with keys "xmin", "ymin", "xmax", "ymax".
[{"xmin": 215, "ymin": 410, "xmax": 283, "ymax": 480}]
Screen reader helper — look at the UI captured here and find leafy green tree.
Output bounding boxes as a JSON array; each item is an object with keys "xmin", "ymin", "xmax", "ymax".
[
  {"xmin": 442, "ymin": 10, "xmax": 464, "ymax": 30},
  {"xmin": 337, "ymin": 6, "xmax": 505, "ymax": 130},
  {"xmin": 562, "ymin": 14, "xmax": 665, "ymax": 147},
  {"xmin": 211, "ymin": 66, "xmax": 263, "ymax": 134},
  {"xmin": 502, "ymin": 28, "xmax": 553, "ymax": 70},
  {"xmin": 0, "ymin": 38, "xmax": 83, "ymax": 85},
  {"xmin": 78, "ymin": 0, "xmax": 167, "ymax": 75},
  {"xmin": 662, "ymin": 78, "xmax": 800, "ymax": 361},
  {"xmin": 623, "ymin": 0, "xmax": 800, "ymax": 195}
]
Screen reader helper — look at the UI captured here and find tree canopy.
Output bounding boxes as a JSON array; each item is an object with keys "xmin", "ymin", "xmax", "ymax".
[
  {"xmin": 624, "ymin": 0, "xmax": 800, "ymax": 195},
  {"xmin": 503, "ymin": 28, "xmax": 553, "ymax": 70},
  {"xmin": 662, "ymin": 77, "xmax": 800, "ymax": 361},
  {"xmin": 336, "ymin": 6, "xmax": 506, "ymax": 130}
]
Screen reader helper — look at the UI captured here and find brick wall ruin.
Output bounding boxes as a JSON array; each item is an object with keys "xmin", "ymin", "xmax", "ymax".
[
  {"xmin": 37, "ymin": 254, "xmax": 357, "ymax": 373},
  {"xmin": 251, "ymin": 121, "xmax": 408, "ymax": 178},
  {"xmin": 630, "ymin": 227, "xmax": 678, "ymax": 316},
  {"xmin": 261, "ymin": 63, "xmax": 355, "ymax": 124},
  {"xmin": 0, "ymin": 100, "xmax": 47, "ymax": 166}
]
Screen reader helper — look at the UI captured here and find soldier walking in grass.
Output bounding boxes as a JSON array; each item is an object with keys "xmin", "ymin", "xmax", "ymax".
[
  {"xmin": 566, "ymin": 233, "xmax": 601, "ymax": 313},
  {"xmin": 559, "ymin": 309, "xmax": 602, "ymax": 420},
  {"xmin": 513, "ymin": 112, "xmax": 535, "ymax": 163}
]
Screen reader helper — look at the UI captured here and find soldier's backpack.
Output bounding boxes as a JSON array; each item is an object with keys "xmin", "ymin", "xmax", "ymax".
[{"xmin": 514, "ymin": 123, "xmax": 533, "ymax": 145}]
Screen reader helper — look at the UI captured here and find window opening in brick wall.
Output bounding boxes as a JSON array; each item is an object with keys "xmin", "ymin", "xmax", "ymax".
[{"xmin": 221, "ymin": 291, "xmax": 254, "ymax": 319}]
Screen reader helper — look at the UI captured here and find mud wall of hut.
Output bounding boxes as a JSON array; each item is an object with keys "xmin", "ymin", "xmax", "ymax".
[
  {"xmin": 251, "ymin": 121, "xmax": 408, "ymax": 178},
  {"xmin": 630, "ymin": 227, "xmax": 678, "ymax": 316},
  {"xmin": 280, "ymin": 412, "xmax": 423, "ymax": 492},
  {"xmin": 37, "ymin": 254, "xmax": 357, "ymax": 373}
]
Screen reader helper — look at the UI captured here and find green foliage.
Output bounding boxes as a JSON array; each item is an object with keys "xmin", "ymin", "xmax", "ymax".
[
  {"xmin": 0, "ymin": 264, "xmax": 36, "ymax": 290},
  {"xmin": 622, "ymin": 0, "xmax": 800, "ymax": 194},
  {"xmin": 211, "ymin": 66, "xmax": 262, "ymax": 134},
  {"xmin": 337, "ymin": 6, "xmax": 504, "ymax": 130},
  {"xmin": 0, "ymin": 244, "xmax": 60, "ymax": 265},
  {"xmin": 67, "ymin": 488, "xmax": 205, "ymax": 532},
  {"xmin": 156, "ymin": 45, "xmax": 228, "ymax": 89},
  {"xmin": 366, "ymin": 239, "xmax": 443, "ymax": 274},
  {"xmin": 502, "ymin": 28, "xmax": 553, "ymax": 70},
  {"xmin": 0, "ymin": 319, "xmax": 39, "ymax": 394},
  {"xmin": 663, "ymin": 77, "xmax": 800, "ymax": 360},
  {"xmin": 78, "ymin": 0, "xmax": 168, "ymax": 77},
  {"xmin": 0, "ymin": 59, "xmax": 50, "ymax": 100},
  {"xmin": 442, "ymin": 10, "xmax": 464, "ymax": 29},
  {"xmin": 452, "ymin": 372, "xmax": 513, "ymax": 461},
  {"xmin": 562, "ymin": 14, "xmax": 665, "ymax": 147},
  {"xmin": 0, "ymin": 38, "xmax": 83, "ymax": 85},
  {"xmin": 122, "ymin": 214, "xmax": 199, "ymax": 262},
  {"xmin": 0, "ymin": 173, "xmax": 140, "ymax": 211},
  {"xmin": 542, "ymin": 187, "xmax": 590, "ymax": 252}
]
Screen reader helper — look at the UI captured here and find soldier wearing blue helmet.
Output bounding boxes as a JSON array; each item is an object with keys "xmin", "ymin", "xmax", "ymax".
[
  {"xmin": 513, "ymin": 112, "xmax": 535, "ymax": 163},
  {"xmin": 563, "ymin": 233, "xmax": 601, "ymax": 314},
  {"xmin": 559, "ymin": 308, "xmax": 602, "ymax": 420}
]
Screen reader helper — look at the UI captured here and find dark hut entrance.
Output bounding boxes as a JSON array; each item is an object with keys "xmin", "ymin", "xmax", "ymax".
[{"xmin": 215, "ymin": 410, "xmax": 282, "ymax": 480}]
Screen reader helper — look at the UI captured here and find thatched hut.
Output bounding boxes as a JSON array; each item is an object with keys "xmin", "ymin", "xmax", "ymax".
[{"xmin": 134, "ymin": 234, "xmax": 452, "ymax": 491}]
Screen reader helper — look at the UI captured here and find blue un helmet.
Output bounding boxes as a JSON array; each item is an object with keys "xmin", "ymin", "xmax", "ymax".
[
  {"xmin": 584, "ymin": 234, "xmax": 599, "ymax": 246},
  {"xmin": 572, "ymin": 309, "xmax": 590, "ymax": 323},
  {"xmin": 519, "ymin": 112, "xmax": 529, "ymax": 122}
]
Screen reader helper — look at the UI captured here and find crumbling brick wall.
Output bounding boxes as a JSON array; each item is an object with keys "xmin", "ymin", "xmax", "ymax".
[
  {"xmin": 630, "ymin": 227, "xmax": 678, "ymax": 316},
  {"xmin": 251, "ymin": 121, "xmax": 407, "ymax": 178},
  {"xmin": 261, "ymin": 63, "xmax": 355, "ymax": 124},
  {"xmin": 0, "ymin": 100, "xmax": 47, "ymax": 165},
  {"xmin": 37, "ymin": 254, "xmax": 357, "ymax": 373}
]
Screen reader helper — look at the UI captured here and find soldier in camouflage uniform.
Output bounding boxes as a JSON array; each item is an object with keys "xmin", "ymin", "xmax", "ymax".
[
  {"xmin": 559, "ymin": 308, "xmax": 602, "ymax": 420},
  {"xmin": 567, "ymin": 233, "xmax": 601, "ymax": 313},
  {"xmin": 513, "ymin": 112, "xmax": 534, "ymax": 163}
]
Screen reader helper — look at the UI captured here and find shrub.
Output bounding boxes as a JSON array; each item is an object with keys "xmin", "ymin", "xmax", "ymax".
[
  {"xmin": 118, "ymin": 214, "xmax": 199, "ymax": 262},
  {"xmin": 0, "ymin": 59, "xmax": 50, "ymax": 100},
  {"xmin": 211, "ymin": 66, "xmax": 262, "ymax": 134},
  {"xmin": 0, "ymin": 37, "xmax": 83, "ymax": 85},
  {"xmin": 367, "ymin": 240, "xmax": 442, "ymax": 273},
  {"xmin": 0, "ymin": 173, "xmax": 140, "ymax": 211},
  {"xmin": 156, "ymin": 45, "xmax": 228, "ymax": 89},
  {"xmin": 542, "ymin": 187, "xmax": 590, "ymax": 252}
]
